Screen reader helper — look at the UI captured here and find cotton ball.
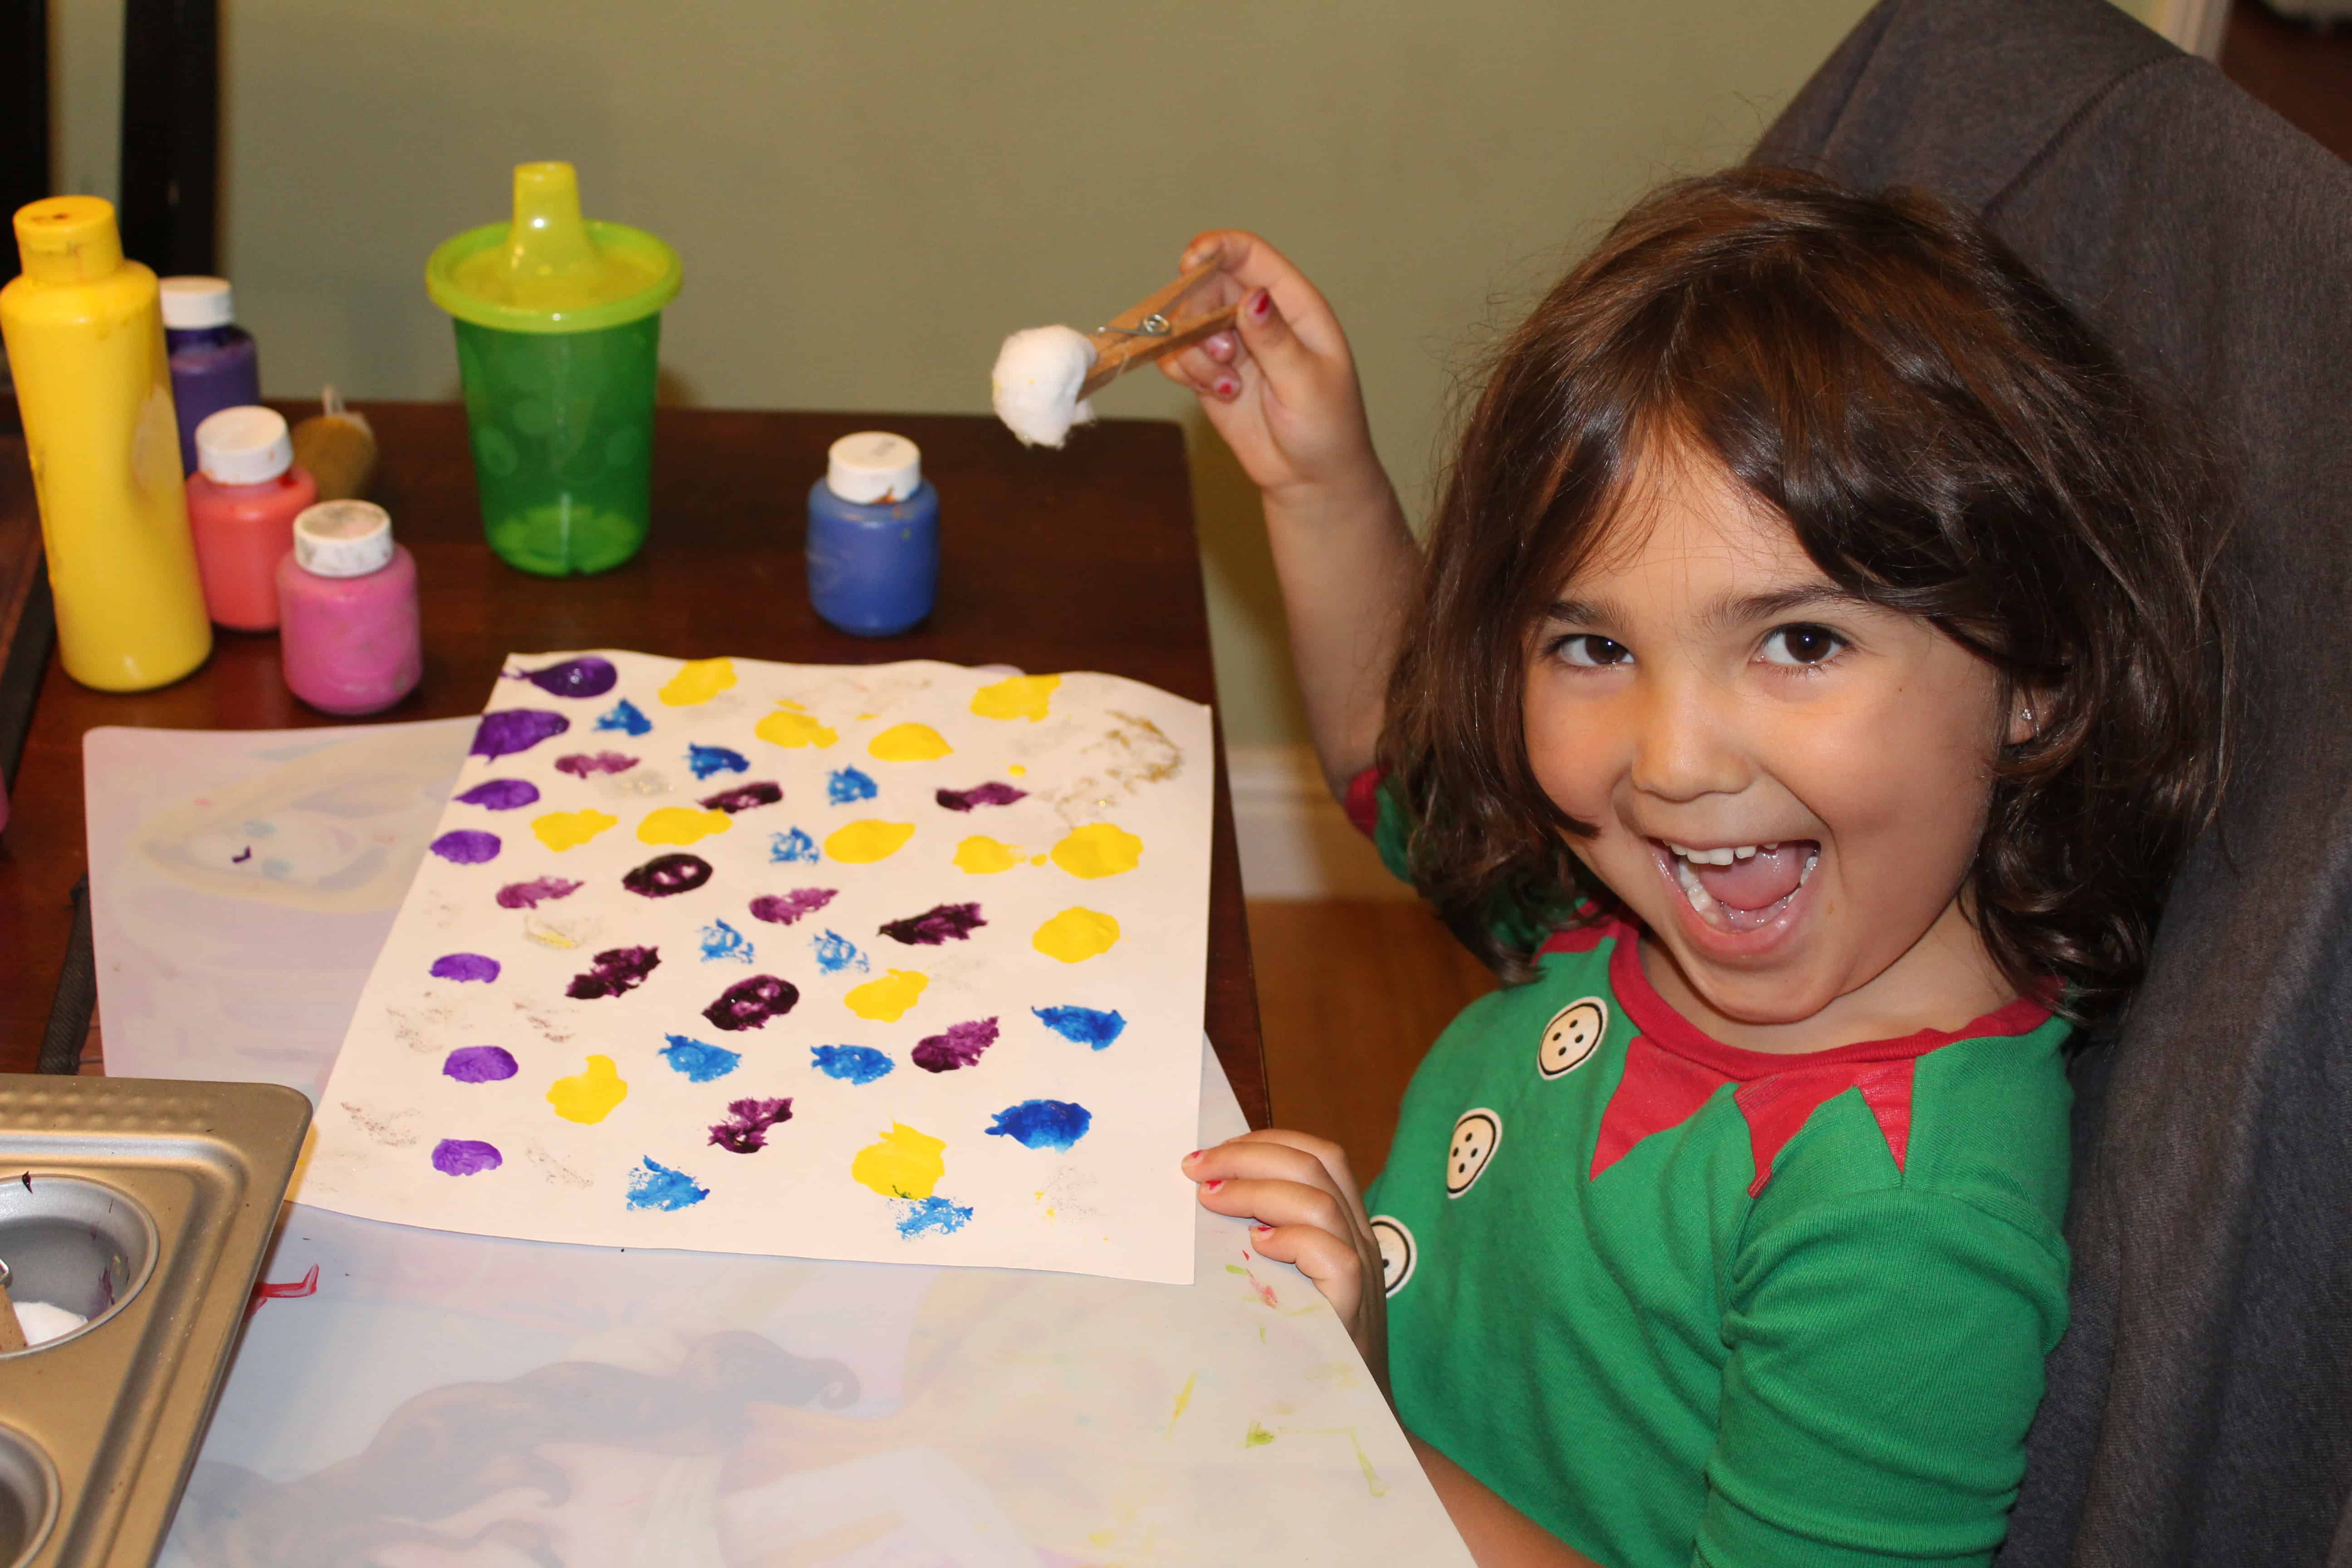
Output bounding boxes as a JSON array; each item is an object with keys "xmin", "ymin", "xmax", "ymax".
[
  {"xmin": 13, "ymin": 1301, "xmax": 89, "ymax": 1345},
  {"xmin": 991, "ymin": 326, "xmax": 1098, "ymax": 449}
]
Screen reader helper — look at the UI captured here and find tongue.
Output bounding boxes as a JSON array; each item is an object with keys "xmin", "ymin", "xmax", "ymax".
[{"xmin": 1692, "ymin": 843, "xmax": 1812, "ymax": 911}]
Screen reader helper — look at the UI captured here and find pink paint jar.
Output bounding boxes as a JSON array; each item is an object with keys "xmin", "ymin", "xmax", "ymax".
[
  {"xmin": 277, "ymin": 500, "xmax": 422, "ymax": 715},
  {"xmin": 187, "ymin": 406, "xmax": 317, "ymax": 631}
]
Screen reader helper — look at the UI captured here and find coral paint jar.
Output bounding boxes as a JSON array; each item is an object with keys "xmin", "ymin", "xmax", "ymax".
[
  {"xmin": 807, "ymin": 432, "xmax": 939, "ymax": 637},
  {"xmin": 277, "ymin": 500, "xmax": 422, "ymax": 715},
  {"xmin": 187, "ymin": 406, "xmax": 316, "ymax": 630}
]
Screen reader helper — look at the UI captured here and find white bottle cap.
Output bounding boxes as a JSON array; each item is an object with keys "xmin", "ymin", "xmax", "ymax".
[
  {"xmin": 825, "ymin": 432, "xmax": 922, "ymax": 505},
  {"xmin": 294, "ymin": 500, "xmax": 395, "ymax": 577},
  {"xmin": 195, "ymin": 406, "xmax": 293, "ymax": 485},
  {"xmin": 159, "ymin": 275, "xmax": 235, "ymax": 329}
]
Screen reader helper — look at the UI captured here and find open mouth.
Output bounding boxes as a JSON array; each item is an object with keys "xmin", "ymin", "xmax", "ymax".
[{"xmin": 1655, "ymin": 839, "xmax": 1820, "ymax": 935}]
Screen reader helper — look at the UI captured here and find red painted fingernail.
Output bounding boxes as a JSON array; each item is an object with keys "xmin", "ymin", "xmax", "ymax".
[
  {"xmin": 1214, "ymin": 377, "xmax": 1238, "ymax": 397},
  {"xmin": 1204, "ymin": 1179, "xmax": 1225, "ymax": 1192},
  {"xmin": 1253, "ymin": 1224, "xmax": 1273, "ymax": 1235},
  {"xmin": 1250, "ymin": 289, "xmax": 1272, "ymax": 320},
  {"xmin": 1185, "ymin": 1150, "xmax": 1203, "ymax": 1162}
]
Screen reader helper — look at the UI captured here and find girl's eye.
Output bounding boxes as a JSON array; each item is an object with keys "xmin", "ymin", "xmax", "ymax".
[
  {"xmin": 1759, "ymin": 623, "xmax": 1846, "ymax": 667},
  {"xmin": 1555, "ymin": 634, "xmax": 1633, "ymax": 668}
]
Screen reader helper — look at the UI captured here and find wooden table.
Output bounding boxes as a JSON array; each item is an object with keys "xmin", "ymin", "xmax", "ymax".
[{"xmin": 0, "ymin": 403, "xmax": 1268, "ymax": 1125}]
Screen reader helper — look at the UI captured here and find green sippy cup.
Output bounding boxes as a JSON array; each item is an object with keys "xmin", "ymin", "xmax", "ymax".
[{"xmin": 426, "ymin": 162, "xmax": 681, "ymax": 576}]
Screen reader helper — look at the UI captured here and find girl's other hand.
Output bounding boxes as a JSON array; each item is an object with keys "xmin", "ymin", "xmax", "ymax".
[
  {"xmin": 1183, "ymin": 1129, "xmax": 1389, "ymax": 1390},
  {"xmin": 1157, "ymin": 231, "xmax": 1386, "ymax": 510}
]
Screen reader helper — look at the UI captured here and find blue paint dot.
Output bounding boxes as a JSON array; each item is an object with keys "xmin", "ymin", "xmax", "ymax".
[
  {"xmin": 827, "ymin": 767, "xmax": 878, "ymax": 805},
  {"xmin": 895, "ymin": 1194, "xmax": 973, "ymax": 1239},
  {"xmin": 811, "ymin": 929, "xmax": 869, "ymax": 975},
  {"xmin": 699, "ymin": 919, "xmax": 755, "ymax": 964},
  {"xmin": 625, "ymin": 1156, "xmax": 710, "ymax": 1212},
  {"xmin": 986, "ymin": 1098, "xmax": 1094, "ymax": 1151},
  {"xmin": 1033, "ymin": 1005, "xmax": 1127, "ymax": 1050},
  {"xmin": 768, "ymin": 827, "xmax": 820, "ymax": 864},
  {"xmin": 659, "ymin": 1034, "xmax": 741, "ymax": 1083},
  {"xmin": 811, "ymin": 1044, "xmax": 894, "ymax": 1084},
  {"xmin": 595, "ymin": 698, "xmax": 652, "ymax": 736},
  {"xmin": 688, "ymin": 743, "xmax": 750, "ymax": 781}
]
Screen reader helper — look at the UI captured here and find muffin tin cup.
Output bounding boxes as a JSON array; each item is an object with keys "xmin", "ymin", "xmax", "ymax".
[{"xmin": 0, "ymin": 1177, "xmax": 157, "ymax": 1357}]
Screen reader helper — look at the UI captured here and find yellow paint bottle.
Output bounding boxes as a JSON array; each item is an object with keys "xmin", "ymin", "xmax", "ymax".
[{"xmin": 2, "ymin": 198, "xmax": 211, "ymax": 690}]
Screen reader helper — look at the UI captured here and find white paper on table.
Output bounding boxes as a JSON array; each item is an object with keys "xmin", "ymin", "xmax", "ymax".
[
  {"xmin": 295, "ymin": 652, "xmax": 1213, "ymax": 1284},
  {"xmin": 87, "ymin": 714, "xmax": 1477, "ymax": 1568}
]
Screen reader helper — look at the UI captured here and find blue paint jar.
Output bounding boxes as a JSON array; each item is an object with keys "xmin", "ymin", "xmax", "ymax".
[{"xmin": 807, "ymin": 431, "xmax": 938, "ymax": 637}]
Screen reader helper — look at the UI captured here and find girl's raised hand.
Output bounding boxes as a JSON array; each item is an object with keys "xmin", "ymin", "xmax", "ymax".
[
  {"xmin": 1183, "ymin": 1129, "xmax": 1389, "ymax": 1390},
  {"xmin": 1157, "ymin": 231, "xmax": 1386, "ymax": 508}
]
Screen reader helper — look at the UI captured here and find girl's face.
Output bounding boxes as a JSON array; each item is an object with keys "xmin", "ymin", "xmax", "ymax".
[{"xmin": 1522, "ymin": 448, "xmax": 2028, "ymax": 1048}]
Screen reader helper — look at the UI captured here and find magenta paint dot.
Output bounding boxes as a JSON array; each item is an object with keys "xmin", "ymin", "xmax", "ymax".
[
  {"xmin": 936, "ymin": 781, "xmax": 1027, "ymax": 812},
  {"xmin": 471, "ymin": 709, "xmax": 569, "ymax": 760},
  {"xmin": 431, "ymin": 1138, "xmax": 502, "ymax": 1176},
  {"xmin": 749, "ymin": 888, "xmax": 835, "ymax": 926},
  {"xmin": 496, "ymin": 876, "xmax": 584, "ymax": 910},
  {"xmin": 624, "ymin": 853, "xmax": 713, "ymax": 898},
  {"xmin": 555, "ymin": 751, "xmax": 640, "ymax": 778},
  {"xmin": 702, "ymin": 974, "xmax": 799, "ymax": 1032},
  {"xmin": 508, "ymin": 656, "xmax": 618, "ymax": 699},
  {"xmin": 708, "ymin": 1096, "xmax": 794, "ymax": 1153},
  {"xmin": 879, "ymin": 902, "xmax": 985, "ymax": 946},
  {"xmin": 567, "ymin": 946, "xmax": 660, "ymax": 1000},
  {"xmin": 430, "ymin": 953, "xmax": 501, "ymax": 983},
  {"xmin": 456, "ymin": 779, "xmax": 540, "ymax": 810},
  {"xmin": 430, "ymin": 829, "xmax": 502, "ymax": 865},
  {"xmin": 700, "ymin": 780, "xmax": 783, "ymax": 813},
  {"xmin": 911, "ymin": 1016, "xmax": 1000, "ymax": 1073},
  {"xmin": 443, "ymin": 1045, "xmax": 519, "ymax": 1083}
]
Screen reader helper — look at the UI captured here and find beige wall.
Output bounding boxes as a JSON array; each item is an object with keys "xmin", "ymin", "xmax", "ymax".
[{"xmin": 54, "ymin": 0, "xmax": 1877, "ymax": 747}]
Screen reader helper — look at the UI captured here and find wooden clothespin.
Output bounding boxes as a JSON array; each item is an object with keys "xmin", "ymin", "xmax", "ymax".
[
  {"xmin": 1080, "ymin": 263, "xmax": 1241, "ymax": 399},
  {"xmin": 0, "ymin": 1260, "xmax": 26, "ymax": 1354}
]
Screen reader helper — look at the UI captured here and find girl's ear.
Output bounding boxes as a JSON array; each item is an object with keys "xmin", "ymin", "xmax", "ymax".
[{"xmin": 2006, "ymin": 689, "xmax": 2047, "ymax": 747}]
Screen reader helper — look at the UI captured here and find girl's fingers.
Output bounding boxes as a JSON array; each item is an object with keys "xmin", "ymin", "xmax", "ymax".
[
  {"xmin": 1184, "ymin": 1139, "xmax": 1351, "ymax": 1205},
  {"xmin": 1196, "ymin": 1175, "xmax": 1354, "ymax": 1240},
  {"xmin": 1252, "ymin": 1225, "xmax": 1362, "ymax": 1319},
  {"xmin": 1176, "ymin": 230, "xmax": 1350, "ymax": 361},
  {"xmin": 1222, "ymin": 1127, "xmax": 1361, "ymax": 1200},
  {"xmin": 1158, "ymin": 343, "xmax": 1223, "ymax": 393}
]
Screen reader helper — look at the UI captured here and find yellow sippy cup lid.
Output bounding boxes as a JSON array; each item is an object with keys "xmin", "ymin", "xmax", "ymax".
[{"xmin": 424, "ymin": 162, "xmax": 681, "ymax": 334}]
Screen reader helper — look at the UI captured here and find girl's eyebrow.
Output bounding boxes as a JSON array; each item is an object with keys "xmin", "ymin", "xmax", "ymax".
[{"xmin": 1710, "ymin": 583, "xmax": 1877, "ymax": 629}]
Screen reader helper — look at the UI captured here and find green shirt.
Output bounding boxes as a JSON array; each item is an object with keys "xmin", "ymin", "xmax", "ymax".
[{"xmin": 1355, "ymin": 788, "xmax": 2074, "ymax": 1568}]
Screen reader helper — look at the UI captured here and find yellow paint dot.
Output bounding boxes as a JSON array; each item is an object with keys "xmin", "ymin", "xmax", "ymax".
[
  {"xmin": 532, "ymin": 808, "xmax": 618, "ymax": 852},
  {"xmin": 851, "ymin": 1122, "xmax": 946, "ymax": 1200},
  {"xmin": 846, "ymin": 968, "xmax": 928, "ymax": 1021},
  {"xmin": 1030, "ymin": 854, "xmax": 1048, "ymax": 866},
  {"xmin": 637, "ymin": 806, "xmax": 733, "ymax": 846},
  {"xmin": 827, "ymin": 819, "xmax": 915, "ymax": 862},
  {"xmin": 546, "ymin": 1054, "xmax": 628, "ymax": 1124},
  {"xmin": 953, "ymin": 835, "xmax": 1022, "ymax": 874},
  {"xmin": 1051, "ymin": 823, "xmax": 1144, "ymax": 878},
  {"xmin": 971, "ymin": 672, "xmax": 1060, "ymax": 722},
  {"xmin": 1034, "ymin": 906, "xmax": 1121, "ymax": 963},
  {"xmin": 659, "ymin": 657, "xmax": 737, "ymax": 706},
  {"xmin": 777, "ymin": 698, "xmax": 807, "ymax": 710},
  {"xmin": 755, "ymin": 706, "xmax": 838, "ymax": 748},
  {"xmin": 1007, "ymin": 764, "xmax": 1027, "ymax": 776},
  {"xmin": 868, "ymin": 722, "xmax": 952, "ymax": 762}
]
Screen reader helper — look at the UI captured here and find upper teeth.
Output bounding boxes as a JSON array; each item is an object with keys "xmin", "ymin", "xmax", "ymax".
[{"xmin": 1667, "ymin": 842, "xmax": 1769, "ymax": 865}]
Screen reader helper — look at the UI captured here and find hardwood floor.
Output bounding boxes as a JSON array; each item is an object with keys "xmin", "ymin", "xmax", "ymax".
[{"xmin": 1245, "ymin": 898, "xmax": 1499, "ymax": 1183}]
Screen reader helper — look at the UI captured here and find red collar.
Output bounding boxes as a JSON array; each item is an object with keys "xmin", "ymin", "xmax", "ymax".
[{"xmin": 1544, "ymin": 916, "xmax": 2053, "ymax": 1194}]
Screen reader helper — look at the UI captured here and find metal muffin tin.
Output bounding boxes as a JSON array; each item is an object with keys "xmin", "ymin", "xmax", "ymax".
[{"xmin": 0, "ymin": 1076, "xmax": 309, "ymax": 1568}]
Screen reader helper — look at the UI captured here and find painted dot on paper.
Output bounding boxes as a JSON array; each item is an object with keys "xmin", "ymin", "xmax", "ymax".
[
  {"xmin": 851, "ymin": 1122, "xmax": 945, "ymax": 1200},
  {"xmin": 894, "ymin": 1195, "xmax": 974, "ymax": 1239},
  {"xmin": 750, "ymin": 887, "xmax": 836, "ymax": 926},
  {"xmin": 431, "ymin": 1138, "xmax": 503, "ymax": 1176},
  {"xmin": 456, "ymin": 779, "xmax": 539, "ymax": 810},
  {"xmin": 1033, "ymin": 907, "xmax": 1121, "ymax": 963},
  {"xmin": 497, "ymin": 876, "xmax": 583, "ymax": 909},
  {"xmin": 623, "ymin": 853, "xmax": 713, "ymax": 897},
  {"xmin": 708, "ymin": 1096, "xmax": 793, "ymax": 1154},
  {"xmin": 868, "ymin": 723, "xmax": 952, "ymax": 762},
  {"xmin": 1034, "ymin": 1004, "xmax": 1127, "ymax": 1049},
  {"xmin": 595, "ymin": 697, "xmax": 652, "ymax": 735},
  {"xmin": 702, "ymin": 974, "xmax": 799, "ymax": 1032},
  {"xmin": 936, "ymin": 781, "xmax": 1025, "ymax": 812},
  {"xmin": 660, "ymin": 1034, "xmax": 740, "ymax": 1082},
  {"xmin": 827, "ymin": 766, "xmax": 879, "ymax": 804},
  {"xmin": 567, "ymin": 945, "xmax": 660, "ymax": 999},
  {"xmin": 701, "ymin": 781, "xmax": 782, "ymax": 813},
  {"xmin": 431, "ymin": 952, "xmax": 500, "ymax": 983},
  {"xmin": 660, "ymin": 657, "xmax": 737, "ymax": 707},
  {"xmin": 755, "ymin": 707, "xmax": 837, "ymax": 749},
  {"xmin": 554, "ymin": 751, "xmax": 639, "ymax": 778},
  {"xmin": 911, "ymin": 1016, "xmax": 998, "ymax": 1073},
  {"xmin": 1049, "ymin": 823, "xmax": 1144, "ymax": 879},
  {"xmin": 987, "ymin": 1098, "xmax": 1093, "ymax": 1151},
  {"xmin": 970, "ymin": 673, "xmax": 1058, "ymax": 722},
  {"xmin": 953, "ymin": 835, "xmax": 1021, "ymax": 874},
  {"xmin": 430, "ymin": 829, "xmax": 502, "ymax": 865},
  {"xmin": 510, "ymin": 656, "xmax": 617, "ymax": 699},
  {"xmin": 471, "ymin": 709, "xmax": 569, "ymax": 760},
  {"xmin": 547, "ymin": 1054, "xmax": 629, "ymax": 1124},
  {"xmin": 625, "ymin": 1156, "xmax": 708, "ymax": 1211},
  {"xmin": 638, "ymin": 807, "xmax": 733, "ymax": 847},
  {"xmin": 825, "ymin": 820, "xmax": 914, "ymax": 863},
  {"xmin": 687, "ymin": 744, "xmax": 749, "ymax": 780},
  {"xmin": 534, "ymin": 808, "xmax": 619, "ymax": 852},
  {"xmin": 878, "ymin": 902, "xmax": 986, "ymax": 946},
  {"xmin": 442, "ymin": 1046, "xmax": 519, "ymax": 1083},
  {"xmin": 845, "ymin": 968, "xmax": 927, "ymax": 1021},
  {"xmin": 812, "ymin": 1044, "xmax": 893, "ymax": 1084}
]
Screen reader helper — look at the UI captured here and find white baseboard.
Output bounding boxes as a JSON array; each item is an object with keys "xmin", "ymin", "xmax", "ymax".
[{"xmin": 1227, "ymin": 745, "xmax": 1416, "ymax": 902}]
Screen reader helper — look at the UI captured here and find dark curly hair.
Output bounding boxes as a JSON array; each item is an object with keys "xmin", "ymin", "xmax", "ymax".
[{"xmin": 1380, "ymin": 167, "xmax": 2234, "ymax": 1020}]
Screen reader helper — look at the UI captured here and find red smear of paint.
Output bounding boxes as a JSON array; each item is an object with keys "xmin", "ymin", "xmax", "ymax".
[
  {"xmin": 1253, "ymin": 1276, "xmax": 1279, "ymax": 1308},
  {"xmin": 246, "ymin": 1263, "xmax": 319, "ymax": 1320}
]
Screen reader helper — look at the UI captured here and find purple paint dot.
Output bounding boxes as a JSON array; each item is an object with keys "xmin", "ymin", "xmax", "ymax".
[
  {"xmin": 430, "ymin": 829, "xmax": 503, "ymax": 865},
  {"xmin": 508, "ymin": 656, "xmax": 618, "ymax": 699},
  {"xmin": 443, "ymin": 1046, "xmax": 519, "ymax": 1083},
  {"xmin": 911, "ymin": 1016, "xmax": 1000, "ymax": 1073},
  {"xmin": 431, "ymin": 1138, "xmax": 503, "ymax": 1176},
  {"xmin": 471, "ymin": 709, "xmax": 570, "ymax": 760},
  {"xmin": 702, "ymin": 974, "xmax": 799, "ymax": 1032},
  {"xmin": 567, "ymin": 946, "xmax": 660, "ymax": 1000},
  {"xmin": 624, "ymin": 853, "xmax": 713, "ymax": 898},
  {"xmin": 879, "ymin": 902, "xmax": 986, "ymax": 946},
  {"xmin": 700, "ymin": 780, "xmax": 783, "ymax": 813},
  {"xmin": 935, "ymin": 781, "xmax": 1028, "ymax": 812},
  {"xmin": 456, "ymin": 779, "xmax": 540, "ymax": 810},
  {"xmin": 708, "ymin": 1096, "xmax": 794, "ymax": 1154},
  {"xmin": 555, "ymin": 751, "xmax": 640, "ymax": 778},
  {"xmin": 430, "ymin": 953, "xmax": 501, "ymax": 984},
  {"xmin": 496, "ymin": 876, "xmax": 584, "ymax": 910},
  {"xmin": 749, "ymin": 888, "xmax": 836, "ymax": 926}
]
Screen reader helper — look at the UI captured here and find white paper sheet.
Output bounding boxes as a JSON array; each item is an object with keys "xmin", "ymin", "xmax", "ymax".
[
  {"xmin": 86, "ymin": 715, "xmax": 1476, "ymax": 1568},
  {"xmin": 295, "ymin": 652, "xmax": 1212, "ymax": 1283}
]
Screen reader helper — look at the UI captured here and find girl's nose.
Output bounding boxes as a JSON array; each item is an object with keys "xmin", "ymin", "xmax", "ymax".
[{"xmin": 1625, "ymin": 672, "xmax": 1752, "ymax": 803}]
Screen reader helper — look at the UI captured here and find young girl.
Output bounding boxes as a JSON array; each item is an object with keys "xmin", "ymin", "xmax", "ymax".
[{"xmin": 1163, "ymin": 170, "xmax": 2231, "ymax": 1568}]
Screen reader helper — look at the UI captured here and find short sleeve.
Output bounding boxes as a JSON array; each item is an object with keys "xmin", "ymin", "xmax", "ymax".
[
  {"xmin": 1695, "ymin": 1189, "xmax": 2070, "ymax": 1568},
  {"xmin": 1344, "ymin": 767, "xmax": 1419, "ymax": 888}
]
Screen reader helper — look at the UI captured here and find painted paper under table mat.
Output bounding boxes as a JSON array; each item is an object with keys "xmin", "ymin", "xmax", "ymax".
[{"xmin": 296, "ymin": 652, "xmax": 1212, "ymax": 1283}]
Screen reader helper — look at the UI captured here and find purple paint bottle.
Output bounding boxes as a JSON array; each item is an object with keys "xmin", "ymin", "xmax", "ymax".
[{"xmin": 160, "ymin": 277, "xmax": 262, "ymax": 476}]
